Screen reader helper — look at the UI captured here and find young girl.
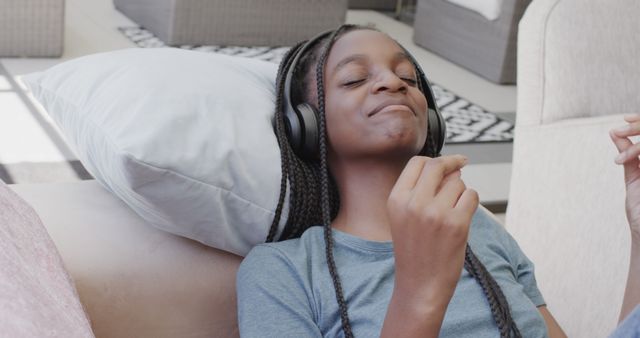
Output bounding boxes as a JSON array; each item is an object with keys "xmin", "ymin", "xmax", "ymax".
[{"xmin": 236, "ymin": 24, "xmax": 637, "ymax": 337}]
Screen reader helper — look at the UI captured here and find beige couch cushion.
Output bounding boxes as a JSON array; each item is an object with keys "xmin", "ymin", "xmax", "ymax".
[
  {"xmin": 11, "ymin": 180, "xmax": 242, "ymax": 338},
  {"xmin": 0, "ymin": 180, "xmax": 94, "ymax": 337},
  {"xmin": 507, "ymin": 115, "xmax": 629, "ymax": 338}
]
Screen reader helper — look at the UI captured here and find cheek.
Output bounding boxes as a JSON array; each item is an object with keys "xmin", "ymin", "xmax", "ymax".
[
  {"xmin": 323, "ymin": 97, "xmax": 365, "ymax": 144},
  {"xmin": 324, "ymin": 101, "xmax": 351, "ymax": 135},
  {"xmin": 415, "ymin": 89, "xmax": 429, "ymax": 113}
]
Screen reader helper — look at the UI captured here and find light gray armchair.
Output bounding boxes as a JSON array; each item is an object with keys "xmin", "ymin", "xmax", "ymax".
[
  {"xmin": 505, "ymin": 0, "xmax": 640, "ymax": 337},
  {"xmin": 0, "ymin": 0, "xmax": 65, "ymax": 57},
  {"xmin": 114, "ymin": 0, "xmax": 348, "ymax": 46}
]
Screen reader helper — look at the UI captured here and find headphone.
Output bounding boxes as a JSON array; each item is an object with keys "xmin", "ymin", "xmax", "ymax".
[{"xmin": 282, "ymin": 28, "xmax": 446, "ymax": 160}]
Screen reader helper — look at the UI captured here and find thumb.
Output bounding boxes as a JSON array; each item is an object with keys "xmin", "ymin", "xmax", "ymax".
[{"xmin": 610, "ymin": 130, "xmax": 640, "ymax": 184}]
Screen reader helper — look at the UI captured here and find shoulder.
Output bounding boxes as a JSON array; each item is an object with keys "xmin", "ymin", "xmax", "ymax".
[
  {"xmin": 610, "ymin": 305, "xmax": 640, "ymax": 338},
  {"xmin": 236, "ymin": 228, "xmax": 327, "ymax": 336},
  {"xmin": 468, "ymin": 206, "xmax": 522, "ymax": 264},
  {"xmin": 469, "ymin": 206, "xmax": 507, "ymax": 239},
  {"xmin": 238, "ymin": 226, "xmax": 325, "ymax": 282}
]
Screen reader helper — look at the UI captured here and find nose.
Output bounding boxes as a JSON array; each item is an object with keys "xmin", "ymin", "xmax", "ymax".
[{"xmin": 371, "ymin": 70, "xmax": 408, "ymax": 94}]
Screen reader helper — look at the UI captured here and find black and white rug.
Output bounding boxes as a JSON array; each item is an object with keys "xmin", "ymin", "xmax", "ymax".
[{"xmin": 119, "ymin": 27, "xmax": 514, "ymax": 144}]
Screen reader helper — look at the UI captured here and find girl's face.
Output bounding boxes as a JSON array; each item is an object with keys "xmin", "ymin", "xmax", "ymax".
[{"xmin": 318, "ymin": 29, "xmax": 429, "ymax": 162}]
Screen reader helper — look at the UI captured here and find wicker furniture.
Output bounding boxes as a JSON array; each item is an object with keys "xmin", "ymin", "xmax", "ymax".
[
  {"xmin": 0, "ymin": 0, "xmax": 65, "ymax": 57},
  {"xmin": 412, "ymin": 0, "xmax": 531, "ymax": 84},
  {"xmin": 349, "ymin": 0, "xmax": 396, "ymax": 10},
  {"xmin": 114, "ymin": 0, "xmax": 348, "ymax": 46}
]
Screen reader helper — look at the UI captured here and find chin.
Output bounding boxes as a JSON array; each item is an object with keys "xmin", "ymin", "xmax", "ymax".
[
  {"xmin": 335, "ymin": 129, "xmax": 427, "ymax": 160},
  {"xmin": 376, "ymin": 139, "xmax": 424, "ymax": 160},
  {"xmin": 381, "ymin": 129, "xmax": 425, "ymax": 151}
]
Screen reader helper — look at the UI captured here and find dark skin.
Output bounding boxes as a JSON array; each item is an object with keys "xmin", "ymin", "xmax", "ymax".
[
  {"xmin": 320, "ymin": 29, "xmax": 430, "ymax": 242},
  {"xmin": 308, "ymin": 29, "xmax": 567, "ymax": 337},
  {"xmin": 611, "ymin": 115, "xmax": 640, "ymax": 322}
]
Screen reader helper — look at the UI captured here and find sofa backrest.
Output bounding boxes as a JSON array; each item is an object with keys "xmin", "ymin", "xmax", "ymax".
[{"xmin": 516, "ymin": 0, "xmax": 640, "ymax": 126}]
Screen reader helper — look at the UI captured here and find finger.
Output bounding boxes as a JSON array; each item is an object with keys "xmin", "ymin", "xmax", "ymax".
[
  {"xmin": 615, "ymin": 141, "xmax": 640, "ymax": 165},
  {"xmin": 609, "ymin": 131, "xmax": 640, "ymax": 184},
  {"xmin": 610, "ymin": 129, "xmax": 633, "ymax": 153},
  {"xmin": 624, "ymin": 114, "xmax": 640, "ymax": 123},
  {"xmin": 436, "ymin": 169, "xmax": 461, "ymax": 193},
  {"xmin": 433, "ymin": 174, "xmax": 466, "ymax": 209},
  {"xmin": 452, "ymin": 188, "xmax": 479, "ymax": 226},
  {"xmin": 391, "ymin": 156, "xmax": 428, "ymax": 195},
  {"xmin": 611, "ymin": 121, "xmax": 640, "ymax": 138},
  {"xmin": 413, "ymin": 155, "xmax": 468, "ymax": 199}
]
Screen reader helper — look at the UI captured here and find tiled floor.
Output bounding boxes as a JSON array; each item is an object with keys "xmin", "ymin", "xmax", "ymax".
[{"xmin": 0, "ymin": 0, "xmax": 516, "ymax": 208}]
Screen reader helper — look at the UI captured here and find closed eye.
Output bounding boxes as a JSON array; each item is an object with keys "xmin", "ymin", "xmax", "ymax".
[
  {"xmin": 402, "ymin": 78, "xmax": 418, "ymax": 86},
  {"xmin": 343, "ymin": 79, "xmax": 365, "ymax": 86}
]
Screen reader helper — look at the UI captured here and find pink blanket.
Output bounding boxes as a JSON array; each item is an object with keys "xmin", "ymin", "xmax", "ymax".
[{"xmin": 0, "ymin": 181, "xmax": 94, "ymax": 337}]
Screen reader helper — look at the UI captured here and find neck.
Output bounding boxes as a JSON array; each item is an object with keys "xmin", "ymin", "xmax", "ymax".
[{"xmin": 330, "ymin": 156, "xmax": 409, "ymax": 241}]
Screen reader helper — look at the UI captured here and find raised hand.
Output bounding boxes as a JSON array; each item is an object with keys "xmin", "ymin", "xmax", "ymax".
[
  {"xmin": 610, "ymin": 114, "xmax": 640, "ymax": 239},
  {"xmin": 386, "ymin": 155, "xmax": 478, "ymax": 309}
]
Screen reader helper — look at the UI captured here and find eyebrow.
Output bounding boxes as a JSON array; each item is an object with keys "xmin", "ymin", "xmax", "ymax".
[{"xmin": 333, "ymin": 52, "xmax": 412, "ymax": 73}]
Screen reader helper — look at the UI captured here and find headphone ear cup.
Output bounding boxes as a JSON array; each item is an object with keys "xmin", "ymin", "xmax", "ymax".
[
  {"xmin": 422, "ymin": 108, "xmax": 446, "ymax": 157},
  {"xmin": 285, "ymin": 103, "xmax": 320, "ymax": 160},
  {"xmin": 284, "ymin": 104, "xmax": 303, "ymax": 156},
  {"xmin": 297, "ymin": 103, "xmax": 320, "ymax": 159},
  {"xmin": 407, "ymin": 51, "xmax": 446, "ymax": 158}
]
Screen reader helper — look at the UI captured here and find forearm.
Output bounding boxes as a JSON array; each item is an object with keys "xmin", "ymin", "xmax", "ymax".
[
  {"xmin": 380, "ymin": 286, "xmax": 449, "ymax": 337},
  {"xmin": 619, "ymin": 234, "xmax": 640, "ymax": 322}
]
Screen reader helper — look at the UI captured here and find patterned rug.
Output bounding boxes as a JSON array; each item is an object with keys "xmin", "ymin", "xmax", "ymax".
[{"xmin": 119, "ymin": 26, "xmax": 514, "ymax": 144}]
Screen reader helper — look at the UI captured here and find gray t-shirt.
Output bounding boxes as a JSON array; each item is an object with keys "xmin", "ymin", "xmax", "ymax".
[
  {"xmin": 610, "ymin": 305, "xmax": 640, "ymax": 338},
  {"xmin": 237, "ymin": 208, "xmax": 548, "ymax": 337}
]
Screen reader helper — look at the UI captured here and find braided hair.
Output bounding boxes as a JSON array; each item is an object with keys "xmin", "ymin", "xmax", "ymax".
[{"xmin": 266, "ymin": 24, "xmax": 522, "ymax": 338}]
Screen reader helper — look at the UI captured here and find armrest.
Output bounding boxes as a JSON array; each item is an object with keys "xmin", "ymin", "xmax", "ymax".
[{"xmin": 506, "ymin": 114, "xmax": 628, "ymax": 337}]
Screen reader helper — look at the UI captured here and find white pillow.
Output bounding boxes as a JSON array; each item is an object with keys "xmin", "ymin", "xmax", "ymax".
[{"xmin": 24, "ymin": 48, "xmax": 289, "ymax": 256}]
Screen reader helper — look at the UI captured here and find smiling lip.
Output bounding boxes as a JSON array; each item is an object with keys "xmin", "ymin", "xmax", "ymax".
[{"xmin": 369, "ymin": 104, "xmax": 415, "ymax": 117}]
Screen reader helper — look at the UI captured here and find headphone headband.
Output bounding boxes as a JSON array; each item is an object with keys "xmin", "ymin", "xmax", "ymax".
[
  {"xmin": 281, "ymin": 29, "xmax": 334, "ymax": 159},
  {"xmin": 282, "ymin": 29, "xmax": 334, "ymax": 110}
]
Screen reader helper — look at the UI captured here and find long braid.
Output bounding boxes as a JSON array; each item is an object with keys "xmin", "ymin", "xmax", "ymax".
[
  {"xmin": 266, "ymin": 40, "xmax": 306, "ymax": 242},
  {"xmin": 465, "ymin": 246, "xmax": 523, "ymax": 338},
  {"xmin": 268, "ymin": 24, "xmax": 521, "ymax": 338},
  {"xmin": 315, "ymin": 26, "xmax": 355, "ymax": 337}
]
